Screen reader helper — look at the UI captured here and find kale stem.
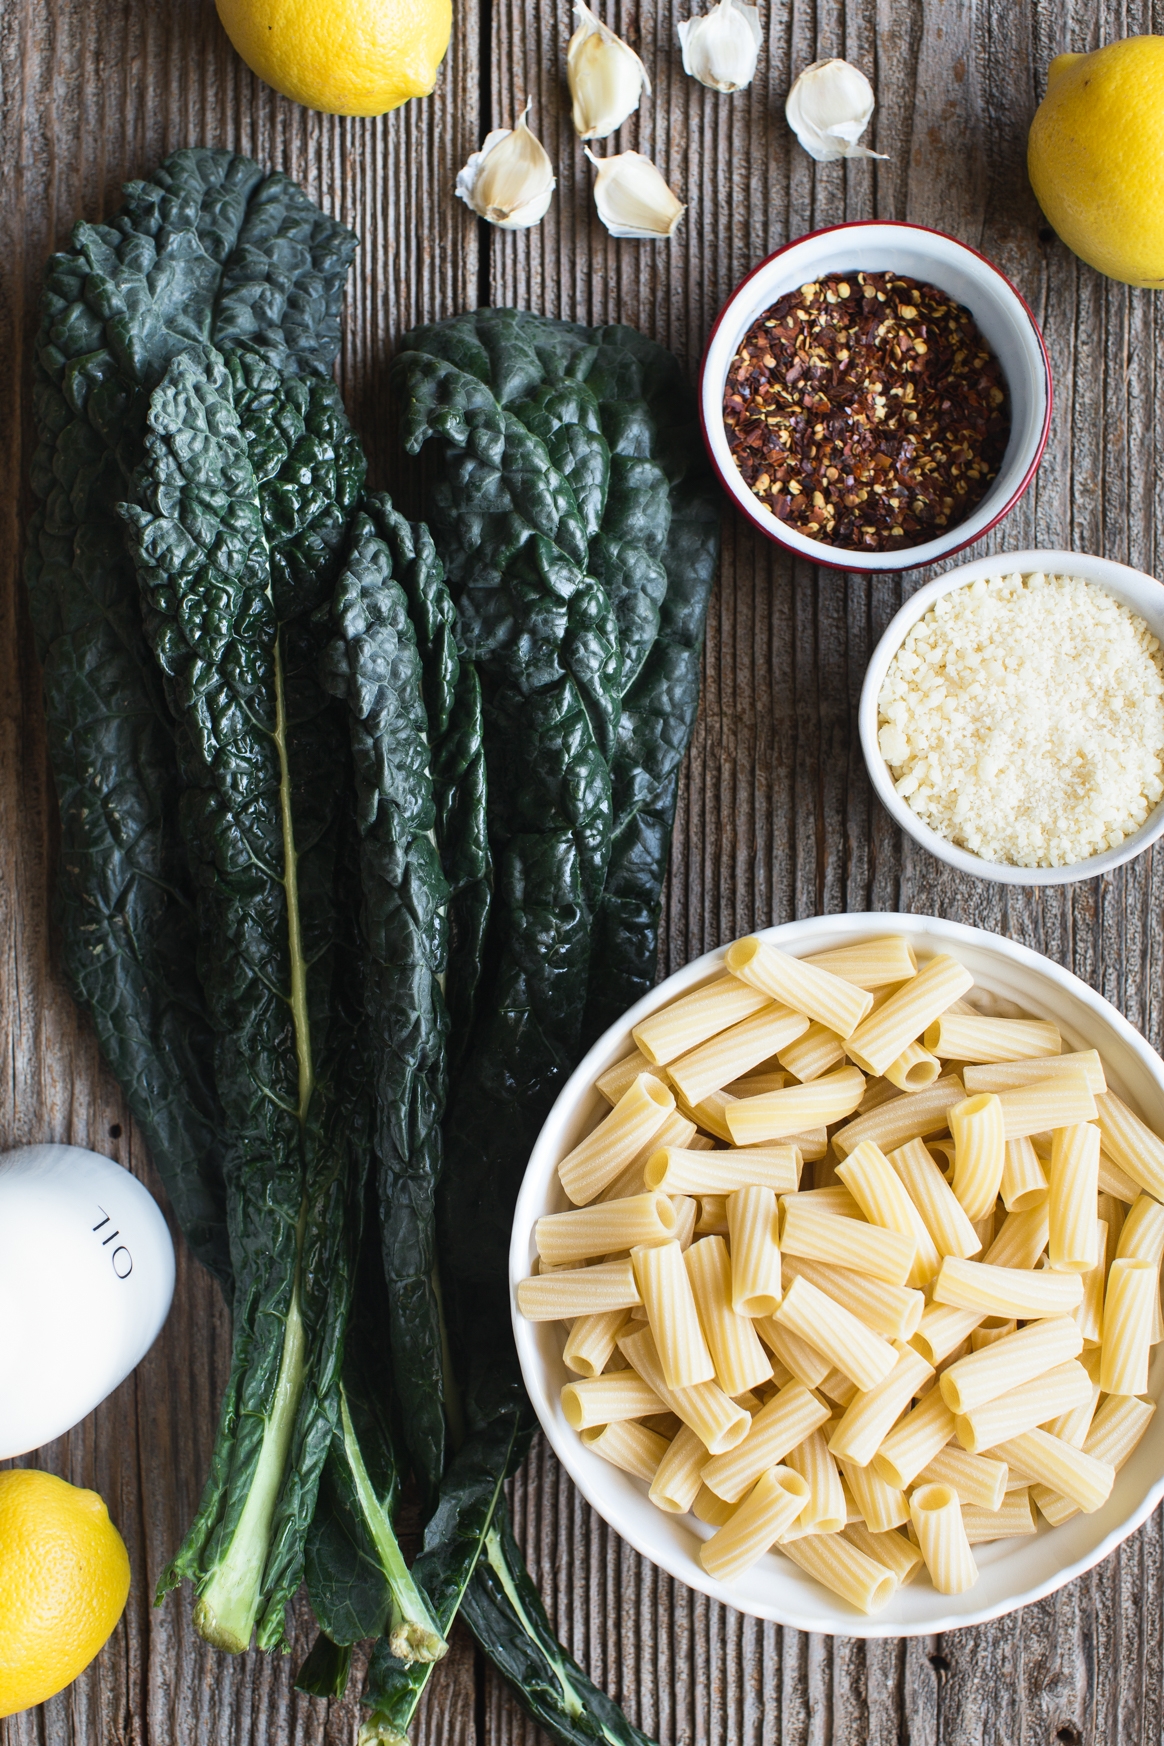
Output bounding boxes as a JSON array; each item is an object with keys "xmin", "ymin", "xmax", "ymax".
[
  {"xmin": 339, "ymin": 1389, "xmax": 448, "ymax": 1664},
  {"xmin": 273, "ymin": 632, "xmax": 315, "ymax": 1126}
]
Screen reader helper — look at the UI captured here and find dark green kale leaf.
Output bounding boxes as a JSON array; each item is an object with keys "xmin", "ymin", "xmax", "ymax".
[
  {"xmin": 121, "ymin": 344, "xmax": 364, "ymax": 1655},
  {"xmin": 321, "ymin": 503, "xmax": 453, "ymax": 1501},
  {"xmin": 26, "ymin": 147, "xmax": 359, "ymax": 1290}
]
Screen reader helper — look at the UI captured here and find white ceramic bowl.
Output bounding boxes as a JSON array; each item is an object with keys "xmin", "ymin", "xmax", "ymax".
[
  {"xmin": 699, "ymin": 221, "xmax": 1052, "ymax": 573},
  {"xmin": 510, "ymin": 913, "xmax": 1164, "ymax": 1637},
  {"xmin": 859, "ymin": 548, "xmax": 1164, "ymax": 885}
]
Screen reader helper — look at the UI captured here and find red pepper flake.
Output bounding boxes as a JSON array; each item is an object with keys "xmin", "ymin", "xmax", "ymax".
[{"xmin": 722, "ymin": 271, "xmax": 1010, "ymax": 552}]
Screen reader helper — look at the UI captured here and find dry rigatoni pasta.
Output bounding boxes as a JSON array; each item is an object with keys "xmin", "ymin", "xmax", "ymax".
[
  {"xmin": 725, "ymin": 936, "xmax": 873, "ymax": 1037},
  {"xmin": 910, "ymin": 1484, "xmax": 977, "ymax": 1594},
  {"xmin": 782, "ymin": 1255, "xmax": 924, "ymax": 1342},
  {"xmin": 839, "ymin": 1456, "xmax": 910, "ymax": 1533},
  {"xmin": 962, "ymin": 1051, "xmax": 1107, "ymax": 1097},
  {"xmin": 832, "ymin": 1075, "xmax": 966, "ymax": 1159},
  {"xmin": 1074, "ymin": 1220, "xmax": 1107, "ymax": 1346},
  {"xmin": 932, "ymin": 1255, "xmax": 1084, "ymax": 1319},
  {"xmin": 960, "ymin": 1491, "xmax": 1038, "ymax": 1543},
  {"xmin": 784, "ymin": 1430, "xmax": 845, "ymax": 1535},
  {"xmin": 560, "ymin": 1370, "xmax": 666, "ymax": 1429},
  {"xmin": 983, "ymin": 1204, "xmax": 1050, "ymax": 1271},
  {"xmin": 726, "ymin": 1186, "xmax": 782, "ymax": 1316},
  {"xmin": 685, "ymin": 1236, "xmax": 773, "ymax": 1396},
  {"xmin": 802, "ymin": 935, "xmax": 919, "ymax": 989},
  {"xmin": 994, "ymin": 1070, "xmax": 1098, "ymax": 1141},
  {"xmin": 916, "ymin": 1445, "xmax": 1007, "ymax": 1512},
  {"xmin": 558, "ymin": 1073, "xmax": 676, "ymax": 1204},
  {"xmin": 952, "ymin": 1359, "xmax": 1093, "ymax": 1454},
  {"xmin": 774, "ymin": 1275, "xmax": 898, "ymax": 1392},
  {"xmin": 888, "ymin": 1138, "xmax": 983, "ymax": 1260},
  {"xmin": 1095, "ymin": 1089, "xmax": 1164, "ymax": 1202},
  {"xmin": 911, "ymin": 1302, "xmax": 985, "ymax": 1367},
  {"xmin": 563, "ymin": 1308, "xmax": 630, "ymax": 1377},
  {"xmin": 755, "ymin": 1316, "xmax": 831, "ymax": 1389},
  {"xmin": 845, "ymin": 954, "xmax": 975, "ymax": 1077},
  {"xmin": 938, "ymin": 1316, "xmax": 1083, "ymax": 1413},
  {"xmin": 648, "ymin": 1424, "xmax": 708, "ymax": 1514},
  {"xmin": 596, "ymin": 1048, "xmax": 654, "ymax": 1106},
  {"xmin": 1116, "ymin": 1193, "xmax": 1164, "ymax": 1341},
  {"xmin": 645, "ymin": 1145, "xmax": 799, "ymax": 1196},
  {"xmin": 700, "ymin": 1381, "xmax": 832, "ymax": 1503},
  {"xmin": 828, "ymin": 1345, "xmax": 935, "ymax": 1466},
  {"xmin": 950, "ymin": 1092, "xmax": 1006, "ymax": 1221},
  {"xmin": 991, "ymin": 1429, "xmax": 1115, "ymax": 1514},
  {"xmin": 884, "ymin": 1041, "xmax": 943, "ymax": 1091},
  {"xmin": 1000, "ymin": 1135, "xmax": 1049, "ymax": 1212},
  {"xmin": 633, "ymin": 1240, "xmax": 715, "ymax": 1389},
  {"xmin": 517, "ymin": 1257, "xmax": 641, "ymax": 1320},
  {"xmin": 618, "ymin": 1326, "xmax": 750, "ymax": 1456},
  {"xmin": 668, "ymin": 1003, "xmax": 811, "ymax": 1107},
  {"xmin": 1047, "ymin": 1122, "xmax": 1101, "ymax": 1272},
  {"xmin": 633, "ymin": 974, "xmax": 770, "ymax": 1067},
  {"xmin": 536, "ymin": 1192, "xmax": 678, "ymax": 1265},
  {"xmin": 838, "ymin": 1140, "xmax": 941, "ymax": 1286},
  {"xmin": 699, "ymin": 1466, "xmax": 810, "ymax": 1581},
  {"xmin": 873, "ymin": 1386, "xmax": 956, "ymax": 1490},
  {"xmin": 1100, "ymin": 1257, "xmax": 1157, "ymax": 1395},
  {"xmin": 725, "ymin": 1066, "xmax": 866, "ymax": 1146},
  {"xmin": 843, "ymin": 1521, "xmax": 924, "ymax": 1582},
  {"xmin": 581, "ymin": 1420, "xmax": 669, "ymax": 1481},
  {"xmin": 781, "ymin": 1531, "xmax": 898, "ymax": 1614},
  {"xmin": 924, "ymin": 1014, "xmax": 1061, "ymax": 1062},
  {"xmin": 778, "ymin": 1022, "xmax": 847, "ymax": 1083},
  {"xmin": 780, "ymin": 1199, "xmax": 917, "ymax": 1287},
  {"xmin": 598, "ymin": 1110, "xmax": 698, "ymax": 1201}
]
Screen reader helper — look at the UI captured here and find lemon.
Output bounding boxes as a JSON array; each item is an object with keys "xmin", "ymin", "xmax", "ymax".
[
  {"xmin": 1028, "ymin": 36, "xmax": 1164, "ymax": 287},
  {"xmin": 0, "ymin": 1470, "xmax": 130, "ymax": 1719},
  {"xmin": 216, "ymin": 0, "xmax": 452, "ymax": 116}
]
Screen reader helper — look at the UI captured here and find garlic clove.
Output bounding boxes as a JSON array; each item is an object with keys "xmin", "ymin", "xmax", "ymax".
[
  {"xmin": 568, "ymin": 1, "xmax": 651, "ymax": 141},
  {"xmin": 455, "ymin": 101, "xmax": 556, "ymax": 229},
  {"xmin": 678, "ymin": 0, "xmax": 762, "ymax": 94},
  {"xmin": 785, "ymin": 58, "xmax": 889, "ymax": 162},
  {"xmin": 585, "ymin": 148, "xmax": 685, "ymax": 239}
]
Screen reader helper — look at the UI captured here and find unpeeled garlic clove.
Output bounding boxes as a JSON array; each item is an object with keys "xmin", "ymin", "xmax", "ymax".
[
  {"xmin": 585, "ymin": 148, "xmax": 685, "ymax": 239},
  {"xmin": 568, "ymin": 2, "xmax": 651, "ymax": 140},
  {"xmin": 678, "ymin": 0, "xmax": 762, "ymax": 93},
  {"xmin": 785, "ymin": 58, "xmax": 889, "ymax": 161},
  {"xmin": 455, "ymin": 102, "xmax": 556, "ymax": 228}
]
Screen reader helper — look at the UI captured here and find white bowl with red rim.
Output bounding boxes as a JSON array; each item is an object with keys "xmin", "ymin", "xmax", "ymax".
[
  {"xmin": 698, "ymin": 222, "xmax": 1052, "ymax": 572},
  {"xmin": 510, "ymin": 913, "xmax": 1164, "ymax": 1635}
]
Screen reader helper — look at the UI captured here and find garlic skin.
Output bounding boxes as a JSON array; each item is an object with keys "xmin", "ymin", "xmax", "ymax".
[
  {"xmin": 785, "ymin": 59, "xmax": 889, "ymax": 162},
  {"xmin": 568, "ymin": 2, "xmax": 651, "ymax": 141},
  {"xmin": 585, "ymin": 148, "xmax": 685, "ymax": 239},
  {"xmin": 455, "ymin": 103, "xmax": 556, "ymax": 229},
  {"xmin": 678, "ymin": 0, "xmax": 762, "ymax": 94}
]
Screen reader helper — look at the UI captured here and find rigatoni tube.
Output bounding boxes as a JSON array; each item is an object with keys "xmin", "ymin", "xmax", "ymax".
[
  {"xmin": 724, "ymin": 1066, "xmax": 866, "ymax": 1145},
  {"xmin": 562, "ymin": 1308, "xmax": 630, "ymax": 1377},
  {"xmin": 873, "ymin": 1386, "xmax": 955, "ymax": 1490},
  {"xmin": 828, "ymin": 1344, "xmax": 935, "ymax": 1467},
  {"xmin": 780, "ymin": 1199, "xmax": 916, "ymax": 1287},
  {"xmin": 932, "ymin": 1256, "xmax": 1083, "ymax": 1320},
  {"xmin": 924, "ymin": 1015, "xmax": 1061, "ymax": 1063},
  {"xmin": 536, "ymin": 1191, "xmax": 676, "ymax": 1265},
  {"xmin": 781, "ymin": 1255, "xmax": 924, "ymax": 1342},
  {"xmin": 950, "ymin": 1093, "xmax": 1005, "ymax": 1222},
  {"xmin": 1048, "ymin": 1122, "xmax": 1100, "ymax": 1272},
  {"xmin": 668, "ymin": 1002, "xmax": 810, "ymax": 1106},
  {"xmin": 1100, "ymin": 1257, "xmax": 1157, "ymax": 1395},
  {"xmin": 725, "ymin": 936, "xmax": 873, "ymax": 1037},
  {"xmin": 581, "ymin": 1420, "xmax": 669, "ymax": 1481},
  {"xmin": 784, "ymin": 1430, "xmax": 845, "ymax": 1535},
  {"xmin": 802, "ymin": 935, "xmax": 918, "ymax": 989},
  {"xmin": 727, "ymin": 1185, "xmax": 782, "ymax": 1316},
  {"xmin": 560, "ymin": 1370, "xmax": 666, "ymax": 1430},
  {"xmin": 887, "ymin": 1138, "xmax": 982, "ymax": 1260},
  {"xmin": 780, "ymin": 1533, "xmax": 898, "ymax": 1614},
  {"xmin": 1095, "ymin": 1089, "xmax": 1164, "ymax": 1201},
  {"xmin": 632, "ymin": 1240, "xmax": 715, "ymax": 1389},
  {"xmin": 699, "ymin": 1466, "xmax": 810, "ymax": 1581},
  {"xmin": 632, "ymin": 974, "xmax": 769, "ymax": 1067},
  {"xmin": 915, "ymin": 1445, "xmax": 1007, "ymax": 1512},
  {"xmin": 991, "ymin": 1428, "xmax": 1114, "ymax": 1513},
  {"xmin": 700, "ymin": 1381, "xmax": 831, "ymax": 1502},
  {"xmin": 838, "ymin": 1140, "xmax": 941, "ymax": 1285},
  {"xmin": 938, "ymin": 1316, "xmax": 1083, "ymax": 1415},
  {"xmin": 517, "ymin": 1257, "xmax": 641, "ymax": 1321},
  {"xmin": 774, "ymin": 1275, "xmax": 897, "ymax": 1392},
  {"xmin": 648, "ymin": 1424, "xmax": 708, "ymax": 1514},
  {"xmin": 952, "ymin": 1359, "xmax": 1093, "ymax": 1454},
  {"xmin": 558, "ymin": 1072, "xmax": 675, "ymax": 1203},
  {"xmin": 645, "ymin": 1145, "xmax": 799, "ymax": 1196},
  {"xmin": 832, "ymin": 1075, "xmax": 965, "ymax": 1159},
  {"xmin": 1000, "ymin": 1136, "xmax": 1048, "ymax": 1213},
  {"xmin": 844, "ymin": 953, "xmax": 974, "ymax": 1077},
  {"xmin": 685, "ymin": 1235, "xmax": 773, "ymax": 1396},
  {"xmin": 910, "ymin": 1484, "xmax": 977, "ymax": 1594},
  {"xmin": 617, "ymin": 1325, "xmax": 749, "ymax": 1455}
]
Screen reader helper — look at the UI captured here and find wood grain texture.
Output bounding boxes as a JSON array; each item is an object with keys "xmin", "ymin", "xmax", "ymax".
[{"xmin": 2, "ymin": 0, "xmax": 1164, "ymax": 1740}]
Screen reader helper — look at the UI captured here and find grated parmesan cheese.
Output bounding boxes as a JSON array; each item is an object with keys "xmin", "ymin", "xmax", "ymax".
[{"xmin": 876, "ymin": 572, "xmax": 1164, "ymax": 867}]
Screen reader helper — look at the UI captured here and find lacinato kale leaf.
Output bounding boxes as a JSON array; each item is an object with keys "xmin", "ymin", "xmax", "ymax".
[
  {"xmin": 121, "ymin": 344, "xmax": 364, "ymax": 1654},
  {"xmin": 26, "ymin": 146, "xmax": 359, "ymax": 1292},
  {"xmin": 321, "ymin": 502, "xmax": 453, "ymax": 1501}
]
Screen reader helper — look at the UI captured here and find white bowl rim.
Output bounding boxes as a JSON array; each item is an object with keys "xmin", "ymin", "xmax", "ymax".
[
  {"xmin": 858, "ymin": 548, "xmax": 1164, "ymax": 884},
  {"xmin": 510, "ymin": 912, "xmax": 1164, "ymax": 1637},
  {"xmin": 698, "ymin": 219, "xmax": 1053, "ymax": 574}
]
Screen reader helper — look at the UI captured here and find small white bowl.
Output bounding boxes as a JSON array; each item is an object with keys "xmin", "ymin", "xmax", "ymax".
[
  {"xmin": 859, "ymin": 548, "xmax": 1164, "ymax": 884},
  {"xmin": 699, "ymin": 221, "xmax": 1052, "ymax": 573},
  {"xmin": 510, "ymin": 913, "xmax": 1164, "ymax": 1637}
]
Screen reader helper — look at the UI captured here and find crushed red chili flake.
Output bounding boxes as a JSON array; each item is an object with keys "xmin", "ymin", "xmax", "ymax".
[{"xmin": 722, "ymin": 271, "xmax": 1010, "ymax": 552}]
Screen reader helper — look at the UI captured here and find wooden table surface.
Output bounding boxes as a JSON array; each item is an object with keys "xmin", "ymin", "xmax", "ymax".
[{"xmin": 4, "ymin": 0, "xmax": 1164, "ymax": 1741}]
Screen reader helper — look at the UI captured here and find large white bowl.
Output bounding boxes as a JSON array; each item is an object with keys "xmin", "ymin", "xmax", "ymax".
[
  {"xmin": 699, "ymin": 221, "xmax": 1051, "ymax": 574},
  {"xmin": 859, "ymin": 549, "xmax": 1164, "ymax": 885},
  {"xmin": 510, "ymin": 913, "xmax": 1164, "ymax": 1637}
]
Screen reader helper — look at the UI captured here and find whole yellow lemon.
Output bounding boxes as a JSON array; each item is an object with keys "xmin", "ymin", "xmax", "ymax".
[
  {"xmin": 216, "ymin": 0, "xmax": 452, "ymax": 116},
  {"xmin": 1029, "ymin": 36, "xmax": 1164, "ymax": 287},
  {"xmin": 0, "ymin": 1470, "xmax": 131, "ymax": 1719}
]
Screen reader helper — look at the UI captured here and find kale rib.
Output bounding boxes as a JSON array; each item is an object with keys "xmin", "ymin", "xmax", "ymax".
[{"xmin": 121, "ymin": 345, "xmax": 364, "ymax": 1652}]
